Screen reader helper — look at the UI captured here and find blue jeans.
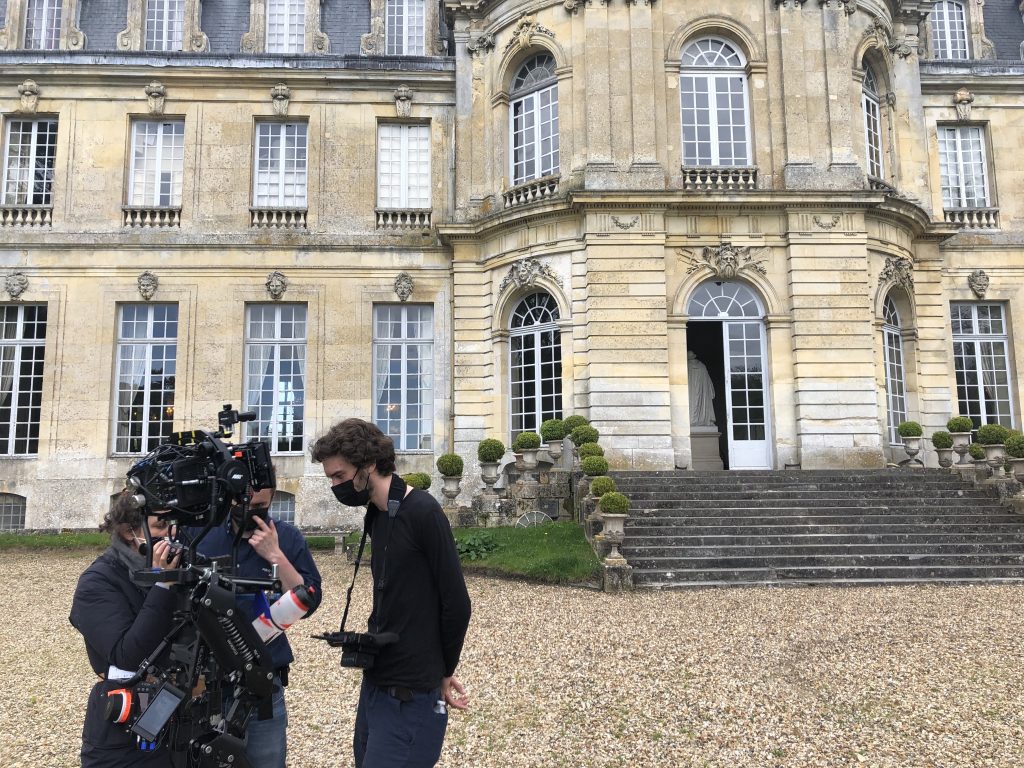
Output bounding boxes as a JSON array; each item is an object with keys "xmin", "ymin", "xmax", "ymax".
[
  {"xmin": 353, "ymin": 678, "xmax": 448, "ymax": 768},
  {"xmin": 243, "ymin": 677, "xmax": 288, "ymax": 768}
]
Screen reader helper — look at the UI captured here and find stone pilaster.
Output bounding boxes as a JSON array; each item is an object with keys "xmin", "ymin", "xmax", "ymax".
[
  {"xmin": 583, "ymin": 4, "xmax": 613, "ymax": 182},
  {"xmin": 911, "ymin": 239, "xmax": 955, "ymax": 450}
]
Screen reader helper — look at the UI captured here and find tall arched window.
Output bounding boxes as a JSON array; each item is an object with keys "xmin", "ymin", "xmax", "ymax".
[
  {"xmin": 510, "ymin": 54, "xmax": 560, "ymax": 186},
  {"xmin": 882, "ymin": 296, "xmax": 908, "ymax": 444},
  {"xmin": 930, "ymin": 1, "xmax": 969, "ymax": 59},
  {"xmin": 680, "ymin": 38, "xmax": 750, "ymax": 167},
  {"xmin": 862, "ymin": 66, "xmax": 884, "ymax": 180},
  {"xmin": 509, "ymin": 293, "xmax": 562, "ymax": 435}
]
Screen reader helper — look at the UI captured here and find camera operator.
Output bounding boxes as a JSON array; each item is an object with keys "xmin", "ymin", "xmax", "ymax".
[
  {"xmin": 69, "ymin": 491, "xmax": 182, "ymax": 768},
  {"xmin": 311, "ymin": 418, "xmax": 472, "ymax": 768},
  {"xmin": 192, "ymin": 471, "xmax": 322, "ymax": 768}
]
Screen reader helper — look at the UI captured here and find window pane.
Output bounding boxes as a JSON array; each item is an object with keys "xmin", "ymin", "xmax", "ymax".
[
  {"xmin": 2, "ymin": 119, "xmax": 58, "ymax": 206},
  {"xmin": 254, "ymin": 122, "xmax": 308, "ymax": 207},
  {"xmin": 951, "ymin": 302, "xmax": 1015, "ymax": 429},
  {"xmin": 0, "ymin": 305, "xmax": 47, "ymax": 455},
  {"xmin": 245, "ymin": 304, "xmax": 307, "ymax": 453},
  {"xmin": 114, "ymin": 304, "xmax": 178, "ymax": 454},
  {"xmin": 373, "ymin": 305, "xmax": 434, "ymax": 450},
  {"xmin": 129, "ymin": 121, "xmax": 185, "ymax": 207}
]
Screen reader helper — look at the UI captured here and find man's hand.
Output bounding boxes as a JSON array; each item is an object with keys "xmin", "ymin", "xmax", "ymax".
[
  {"xmin": 441, "ymin": 675, "xmax": 469, "ymax": 711},
  {"xmin": 151, "ymin": 539, "xmax": 181, "ymax": 571},
  {"xmin": 249, "ymin": 517, "xmax": 304, "ymax": 591}
]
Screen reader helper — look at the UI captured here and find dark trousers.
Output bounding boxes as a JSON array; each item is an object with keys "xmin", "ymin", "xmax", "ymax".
[{"xmin": 353, "ymin": 678, "xmax": 448, "ymax": 768}]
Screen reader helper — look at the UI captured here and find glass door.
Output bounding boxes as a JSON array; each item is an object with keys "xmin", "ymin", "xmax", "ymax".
[{"xmin": 723, "ymin": 320, "xmax": 770, "ymax": 468}]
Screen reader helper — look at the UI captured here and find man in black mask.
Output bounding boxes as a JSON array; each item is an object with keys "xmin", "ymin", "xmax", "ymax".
[
  {"xmin": 312, "ymin": 417, "xmax": 471, "ymax": 768},
  {"xmin": 194, "ymin": 471, "xmax": 322, "ymax": 768}
]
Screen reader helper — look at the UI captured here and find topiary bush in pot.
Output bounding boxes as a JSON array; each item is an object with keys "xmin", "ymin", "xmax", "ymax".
[
  {"xmin": 589, "ymin": 476, "xmax": 616, "ymax": 497},
  {"xmin": 581, "ymin": 456, "xmax": 610, "ymax": 476},
  {"xmin": 569, "ymin": 425, "xmax": 600, "ymax": 447},
  {"xmin": 578, "ymin": 442, "xmax": 604, "ymax": 459},
  {"xmin": 402, "ymin": 472, "xmax": 432, "ymax": 490},
  {"xmin": 897, "ymin": 421, "xmax": 923, "ymax": 438},
  {"xmin": 539, "ymin": 419, "xmax": 566, "ymax": 442},
  {"xmin": 511, "ymin": 431, "xmax": 541, "ymax": 451},
  {"xmin": 477, "ymin": 438, "xmax": 505, "ymax": 464},
  {"xmin": 976, "ymin": 424, "xmax": 1010, "ymax": 445},
  {"xmin": 968, "ymin": 442, "xmax": 986, "ymax": 461},
  {"xmin": 562, "ymin": 415, "xmax": 589, "ymax": 433},
  {"xmin": 1005, "ymin": 434, "xmax": 1024, "ymax": 459},
  {"xmin": 436, "ymin": 453, "xmax": 464, "ymax": 477},
  {"xmin": 599, "ymin": 492, "xmax": 630, "ymax": 515},
  {"xmin": 931, "ymin": 431, "xmax": 953, "ymax": 450},
  {"xmin": 947, "ymin": 416, "xmax": 974, "ymax": 433}
]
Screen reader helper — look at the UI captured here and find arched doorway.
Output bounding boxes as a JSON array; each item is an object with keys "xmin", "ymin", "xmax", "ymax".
[{"xmin": 687, "ymin": 280, "xmax": 772, "ymax": 469}]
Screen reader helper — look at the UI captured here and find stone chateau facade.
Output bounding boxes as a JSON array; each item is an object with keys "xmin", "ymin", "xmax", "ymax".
[{"xmin": 0, "ymin": 0, "xmax": 1023, "ymax": 528}]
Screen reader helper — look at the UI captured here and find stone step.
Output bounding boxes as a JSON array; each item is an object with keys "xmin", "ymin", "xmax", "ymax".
[
  {"xmin": 636, "ymin": 575, "xmax": 1024, "ymax": 589},
  {"xmin": 618, "ymin": 488, "xmax": 993, "ymax": 500},
  {"xmin": 625, "ymin": 512, "xmax": 1022, "ymax": 527},
  {"xmin": 627, "ymin": 498, "xmax": 998, "ymax": 509},
  {"xmin": 624, "ymin": 532, "xmax": 1024, "ymax": 547},
  {"xmin": 633, "ymin": 564, "xmax": 1024, "ymax": 584},
  {"xmin": 624, "ymin": 522, "xmax": 1024, "ymax": 537},
  {"xmin": 622, "ymin": 542, "xmax": 1024, "ymax": 558}
]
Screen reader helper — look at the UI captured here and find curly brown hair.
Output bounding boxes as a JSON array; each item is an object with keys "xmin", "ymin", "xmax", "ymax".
[
  {"xmin": 310, "ymin": 418, "xmax": 396, "ymax": 475},
  {"xmin": 100, "ymin": 490, "xmax": 143, "ymax": 534}
]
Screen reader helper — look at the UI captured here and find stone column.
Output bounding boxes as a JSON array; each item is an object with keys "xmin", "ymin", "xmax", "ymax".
[
  {"xmin": 819, "ymin": 0, "xmax": 861, "ymax": 185},
  {"xmin": 773, "ymin": 1, "xmax": 814, "ymax": 187},
  {"xmin": 909, "ymin": 239, "xmax": 954, "ymax": 445},
  {"xmin": 887, "ymin": 11, "xmax": 933, "ymax": 212}
]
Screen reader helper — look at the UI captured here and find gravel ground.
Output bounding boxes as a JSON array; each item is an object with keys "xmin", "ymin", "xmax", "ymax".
[{"xmin": 2, "ymin": 549, "xmax": 1022, "ymax": 768}]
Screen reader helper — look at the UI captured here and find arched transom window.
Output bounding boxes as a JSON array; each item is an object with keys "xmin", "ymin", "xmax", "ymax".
[
  {"xmin": 509, "ymin": 293, "xmax": 562, "ymax": 435},
  {"xmin": 0, "ymin": 493, "xmax": 27, "ymax": 530},
  {"xmin": 687, "ymin": 281, "xmax": 762, "ymax": 318},
  {"xmin": 930, "ymin": 1, "xmax": 969, "ymax": 60},
  {"xmin": 862, "ymin": 66, "xmax": 884, "ymax": 180},
  {"xmin": 882, "ymin": 295, "xmax": 908, "ymax": 444},
  {"xmin": 680, "ymin": 38, "xmax": 750, "ymax": 167},
  {"xmin": 510, "ymin": 54, "xmax": 560, "ymax": 186}
]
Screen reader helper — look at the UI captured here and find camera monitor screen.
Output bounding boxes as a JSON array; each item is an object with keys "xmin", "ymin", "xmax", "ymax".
[{"xmin": 131, "ymin": 685, "xmax": 185, "ymax": 742}]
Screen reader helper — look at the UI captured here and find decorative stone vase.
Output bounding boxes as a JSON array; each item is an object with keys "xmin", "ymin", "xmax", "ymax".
[
  {"xmin": 935, "ymin": 448, "xmax": 954, "ymax": 469},
  {"xmin": 479, "ymin": 462, "xmax": 499, "ymax": 494},
  {"xmin": 520, "ymin": 448, "xmax": 538, "ymax": 469},
  {"xmin": 545, "ymin": 440, "xmax": 562, "ymax": 461},
  {"xmin": 901, "ymin": 436, "xmax": 923, "ymax": 465},
  {"xmin": 950, "ymin": 432, "xmax": 973, "ymax": 465},
  {"xmin": 599, "ymin": 513, "xmax": 628, "ymax": 565},
  {"xmin": 441, "ymin": 475, "xmax": 462, "ymax": 501},
  {"xmin": 984, "ymin": 444, "xmax": 1007, "ymax": 478},
  {"xmin": 1009, "ymin": 458, "xmax": 1024, "ymax": 481},
  {"xmin": 972, "ymin": 459, "xmax": 991, "ymax": 481}
]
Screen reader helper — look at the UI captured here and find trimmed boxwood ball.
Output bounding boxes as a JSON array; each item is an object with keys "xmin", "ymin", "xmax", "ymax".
[
  {"xmin": 968, "ymin": 442, "xmax": 986, "ymax": 460},
  {"xmin": 930, "ymin": 431, "xmax": 953, "ymax": 450},
  {"xmin": 947, "ymin": 415, "xmax": 974, "ymax": 433},
  {"xmin": 562, "ymin": 415, "xmax": 589, "ymax": 433},
  {"xmin": 570, "ymin": 425, "xmax": 600, "ymax": 447},
  {"xmin": 512, "ymin": 431, "xmax": 541, "ymax": 451},
  {"xmin": 581, "ymin": 456, "xmax": 609, "ymax": 476},
  {"xmin": 578, "ymin": 442, "xmax": 604, "ymax": 459},
  {"xmin": 402, "ymin": 472, "xmax": 431, "ymax": 490},
  {"xmin": 589, "ymin": 476, "xmax": 616, "ymax": 497},
  {"xmin": 539, "ymin": 418, "xmax": 566, "ymax": 442},
  {"xmin": 977, "ymin": 423, "xmax": 1010, "ymax": 445},
  {"xmin": 436, "ymin": 453, "xmax": 464, "ymax": 477},
  {"xmin": 897, "ymin": 421, "xmax": 923, "ymax": 438},
  {"xmin": 599, "ymin": 492, "xmax": 630, "ymax": 515},
  {"xmin": 477, "ymin": 438, "xmax": 505, "ymax": 463},
  {"xmin": 1005, "ymin": 434, "xmax": 1024, "ymax": 459}
]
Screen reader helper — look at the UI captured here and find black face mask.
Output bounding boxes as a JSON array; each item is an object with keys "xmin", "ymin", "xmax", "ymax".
[{"xmin": 332, "ymin": 469, "xmax": 371, "ymax": 507}]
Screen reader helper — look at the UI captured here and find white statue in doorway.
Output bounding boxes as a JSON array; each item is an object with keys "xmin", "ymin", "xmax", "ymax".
[{"xmin": 687, "ymin": 351, "xmax": 717, "ymax": 427}]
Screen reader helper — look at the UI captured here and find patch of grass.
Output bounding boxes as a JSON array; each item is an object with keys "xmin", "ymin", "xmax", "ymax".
[
  {"xmin": 0, "ymin": 532, "xmax": 108, "ymax": 550},
  {"xmin": 305, "ymin": 535, "xmax": 336, "ymax": 551},
  {"xmin": 452, "ymin": 522, "xmax": 600, "ymax": 584}
]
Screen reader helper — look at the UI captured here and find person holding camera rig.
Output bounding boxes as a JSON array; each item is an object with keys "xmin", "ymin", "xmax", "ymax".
[
  {"xmin": 193, "ymin": 469, "xmax": 322, "ymax": 768},
  {"xmin": 311, "ymin": 417, "xmax": 472, "ymax": 768},
  {"xmin": 69, "ymin": 491, "xmax": 183, "ymax": 768}
]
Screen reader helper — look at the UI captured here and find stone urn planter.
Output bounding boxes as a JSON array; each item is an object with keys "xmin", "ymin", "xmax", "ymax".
[
  {"xmin": 436, "ymin": 452, "xmax": 464, "ymax": 503},
  {"xmin": 935, "ymin": 448, "xmax": 954, "ymax": 468},
  {"xmin": 479, "ymin": 462, "xmax": 499, "ymax": 493},
  {"xmin": 1005, "ymin": 435, "xmax": 1024, "ymax": 481},
  {"xmin": 1008, "ymin": 458, "xmax": 1024, "ymax": 482},
  {"xmin": 441, "ymin": 475, "xmax": 462, "ymax": 501},
  {"xmin": 539, "ymin": 419, "xmax": 566, "ymax": 462},
  {"xmin": 901, "ymin": 436, "xmax": 923, "ymax": 464},
  {"xmin": 477, "ymin": 438, "xmax": 505, "ymax": 495},
  {"xmin": 931, "ymin": 431, "xmax": 954, "ymax": 469},
  {"xmin": 950, "ymin": 432, "xmax": 973, "ymax": 464},
  {"xmin": 896, "ymin": 421, "xmax": 923, "ymax": 467},
  {"xmin": 977, "ymin": 424, "xmax": 1010, "ymax": 479},
  {"xmin": 983, "ymin": 445, "xmax": 1007, "ymax": 478},
  {"xmin": 512, "ymin": 431, "xmax": 541, "ymax": 470}
]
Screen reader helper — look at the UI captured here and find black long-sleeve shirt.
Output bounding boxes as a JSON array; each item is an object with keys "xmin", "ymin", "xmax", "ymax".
[{"xmin": 363, "ymin": 486, "xmax": 471, "ymax": 690}]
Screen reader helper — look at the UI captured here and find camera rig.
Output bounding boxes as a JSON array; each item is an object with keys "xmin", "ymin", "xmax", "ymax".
[{"xmin": 114, "ymin": 405, "xmax": 281, "ymax": 768}]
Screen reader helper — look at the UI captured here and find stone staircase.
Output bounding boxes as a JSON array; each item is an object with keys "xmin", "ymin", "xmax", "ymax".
[{"xmin": 610, "ymin": 469, "xmax": 1024, "ymax": 588}]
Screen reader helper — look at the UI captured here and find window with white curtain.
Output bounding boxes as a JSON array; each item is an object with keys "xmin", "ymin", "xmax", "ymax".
[
  {"xmin": 882, "ymin": 296, "xmax": 907, "ymax": 445},
  {"xmin": 862, "ymin": 67, "xmax": 884, "ymax": 180},
  {"xmin": 24, "ymin": 0, "xmax": 62, "ymax": 49},
  {"xmin": 509, "ymin": 293, "xmax": 562, "ymax": 436},
  {"xmin": 253, "ymin": 122, "xmax": 308, "ymax": 208},
  {"xmin": 951, "ymin": 303, "xmax": 1014, "ymax": 429},
  {"xmin": 266, "ymin": 0, "xmax": 305, "ymax": 53},
  {"xmin": 1, "ymin": 304, "xmax": 47, "ymax": 456},
  {"xmin": 113, "ymin": 304, "xmax": 177, "ymax": 454},
  {"xmin": 270, "ymin": 491, "xmax": 296, "ymax": 524},
  {"xmin": 129, "ymin": 121, "xmax": 185, "ymax": 208},
  {"xmin": 244, "ymin": 304, "xmax": 306, "ymax": 454},
  {"xmin": 377, "ymin": 124, "xmax": 431, "ymax": 209},
  {"xmin": 938, "ymin": 125, "xmax": 990, "ymax": 209},
  {"xmin": 2, "ymin": 119, "xmax": 58, "ymax": 206},
  {"xmin": 930, "ymin": 1, "xmax": 969, "ymax": 60},
  {"xmin": 373, "ymin": 304, "xmax": 433, "ymax": 451},
  {"xmin": 680, "ymin": 38, "xmax": 750, "ymax": 167},
  {"xmin": 510, "ymin": 54, "xmax": 560, "ymax": 186},
  {"xmin": 385, "ymin": 0, "xmax": 424, "ymax": 55},
  {"xmin": 144, "ymin": 0, "xmax": 184, "ymax": 51}
]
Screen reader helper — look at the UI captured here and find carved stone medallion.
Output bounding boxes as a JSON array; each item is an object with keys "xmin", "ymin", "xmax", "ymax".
[
  {"xmin": 5, "ymin": 272, "xmax": 28, "ymax": 300},
  {"xmin": 394, "ymin": 272, "xmax": 414, "ymax": 302},
  {"xmin": 676, "ymin": 243, "xmax": 769, "ymax": 280},
  {"xmin": 17, "ymin": 80, "xmax": 39, "ymax": 114},
  {"xmin": 499, "ymin": 258, "xmax": 559, "ymax": 294},
  {"xmin": 878, "ymin": 256, "xmax": 914, "ymax": 293},
  {"xmin": 954, "ymin": 88, "xmax": 974, "ymax": 122},
  {"xmin": 271, "ymin": 84, "xmax": 291, "ymax": 117},
  {"xmin": 394, "ymin": 86, "xmax": 413, "ymax": 118},
  {"xmin": 968, "ymin": 269, "xmax": 989, "ymax": 299},
  {"xmin": 137, "ymin": 271, "xmax": 159, "ymax": 301},
  {"xmin": 145, "ymin": 81, "xmax": 166, "ymax": 115},
  {"xmin": 266, "ymin": 271, "xmax": 288, "ymax": 300}
]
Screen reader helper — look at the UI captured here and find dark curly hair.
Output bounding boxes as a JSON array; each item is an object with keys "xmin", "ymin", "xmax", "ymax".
[
  {"xmin": 100, "ymin": 490, "xmax": 143, "ymax": 534},
  {"xmin": 310, "ymin": 418, "xmax": 396, "ymax": 475}
]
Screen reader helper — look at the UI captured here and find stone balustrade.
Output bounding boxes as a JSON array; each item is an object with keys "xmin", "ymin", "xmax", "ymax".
[
  {"xmin": 123, "ymin": 207, "xmax": 181, "ymax": 228},
  {"xmin": 0, "ymin": 205, "xmax": 52, "ymax": 227},
  {"xmin": 868, "ymin": 177, "xmax": 896, "ymax": 193},
  {"xmin": 944, "ymin": 207, "xmax": 1000, "ymax": 229},
  {"xmin": 681, "ymin": 166, "xmax": 757, "ymax": 191},
  {"xmin": 375, "ymin": 208, "xmax": 432, "ymax": 229},
  {"xmin": 250, "ymin": 208, "xmax": 307, "ymax": 229},
  {"xmin": 502, "ymin": 175, "xmax": 559, "ymax": 209}
]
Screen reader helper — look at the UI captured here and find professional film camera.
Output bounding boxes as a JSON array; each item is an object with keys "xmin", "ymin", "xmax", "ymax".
[{"xmin": 111, "ymin": 405, "xmax": 281, "ymax": 768}]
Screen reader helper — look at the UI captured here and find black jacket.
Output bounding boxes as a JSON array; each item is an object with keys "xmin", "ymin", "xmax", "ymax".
[{"xmin": 69, "ymin": 547, "xmax": 177, "ymax": 768}]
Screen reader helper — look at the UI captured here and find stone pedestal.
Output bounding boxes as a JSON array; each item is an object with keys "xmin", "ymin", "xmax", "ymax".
[
  {"xmin": 601, "ymin": 561, "xmax": 634, "ymax": 593},
  {"xmin": 690, "ymin": 427, "xmax": 724, "ymax": 471}
]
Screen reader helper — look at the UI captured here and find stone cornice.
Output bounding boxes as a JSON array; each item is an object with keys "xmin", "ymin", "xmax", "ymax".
[{"xmin": 919, "ymin": 61, "xmax": 1024, "ymax": 94}]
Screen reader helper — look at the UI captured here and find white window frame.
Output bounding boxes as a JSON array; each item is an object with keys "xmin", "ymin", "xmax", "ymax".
[
  {"xmin": 376, "ymin": 123, "xmax": 431, "ymax": 209},
  {"xmin": 2, "ymin": 118, "xmax": 58, "ymax": 206},
  {"xmin": 265, "ymin": 0, "xmax": 305, "ymax": 54},
  {"xmin": 937, "ymin": 125, "xmax": 990, "ymax": 210},
  {"xmin": 0, "ymin": 493, "xmax": 27, "ymax": 530},
  {"xmin": 112, "ymin": 303, "xmax": 178, "ymax": 455},
  {"xmin": 144, "ymin": 0, "xmax": 185, "ymax": 51},
  {"xmin": 270, "ymin": 491, "xmax": 295, "ymax": 524},
  {"xmin": 129, "ymin": 120, "xmax": 185, "ymax": 208},
  {"xmin": 509, "ymin": 293, "xmax": 562, "ymax": 438},
  {"xmin": 679, "ymin": 37, "xmax": 751, "ymax": 167},
  {"xmin": 882, "ymin": 296, "xmax": 907, "ymax": 445},
  {"xmin": 253, "ymin": 122, "xmax": 308, "ymax": 208},
  {"xmin": 951, "ymin": 303, "xmax": 1015, "ymax": 430},
  {"xmin": 509, "ymin": 55, "xmax": 560, "ymax": 186},
  {"xmin": 862, "ymin": 68, "xmax": 884, "ymax": 181},
  {"xmin": 373, "ymin": 304, "xmax": 434, "ymax": 452},
  {"xmin": 385, "ymin": 0, "xmax": 424, "ymax": 56},
  {"xmin": 0, "ymin": 304, "xmax": 47, "ymax": 456},
  {"xmin": 930, "ymin": 1, "xmax": 969, "ymax": 60},
  {"xmin": 24, "ymin": 0, "xmax": 62, "ymax": 49},
  {"xmin": 244, "ymin": 303, "xmax": 307, "ymax": 455}
]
